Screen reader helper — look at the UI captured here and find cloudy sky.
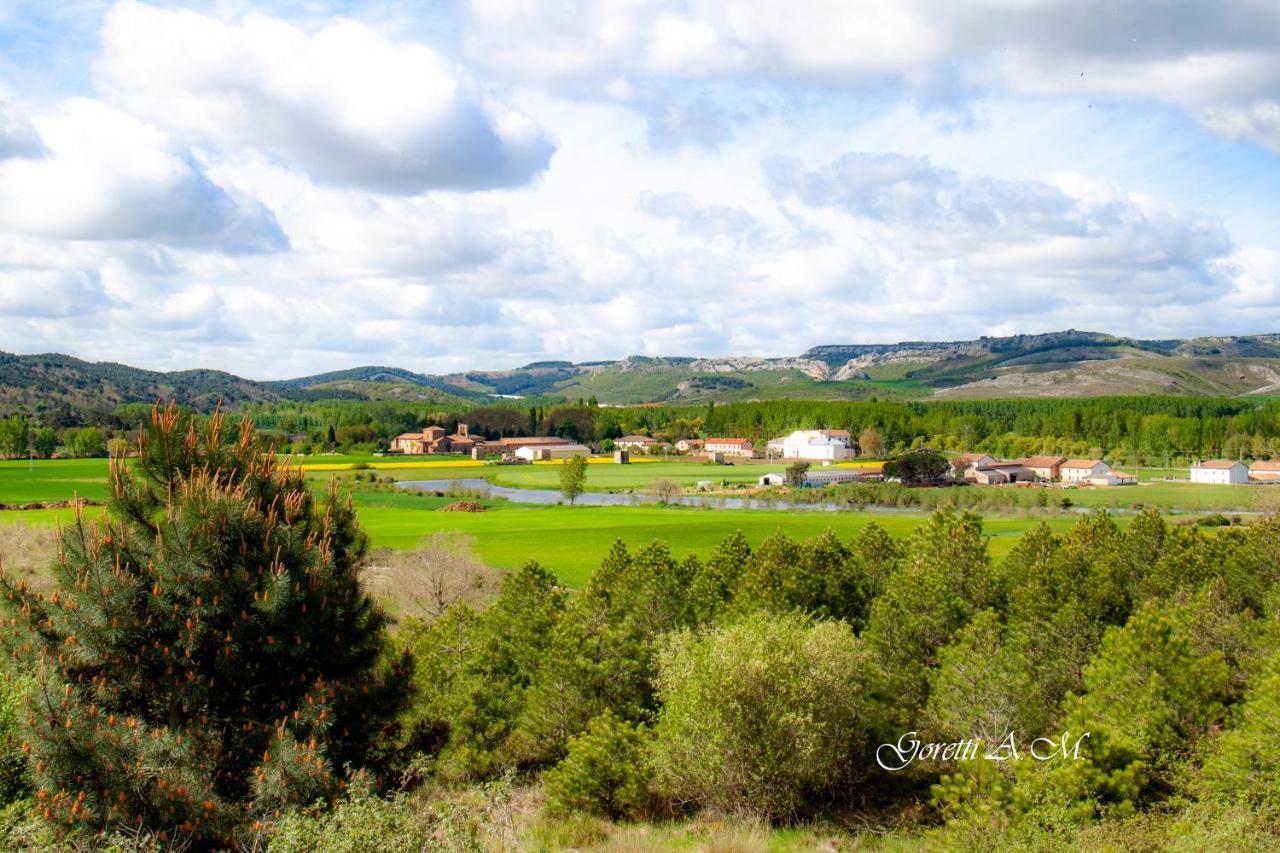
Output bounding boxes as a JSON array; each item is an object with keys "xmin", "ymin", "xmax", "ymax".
[{"xmin": 1, "ymin": 0, "xmax": 1278, "ymax": 377}]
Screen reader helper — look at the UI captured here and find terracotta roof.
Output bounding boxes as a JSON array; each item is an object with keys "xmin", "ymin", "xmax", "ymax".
[
  {"xmin": 1109, "ymin": 471, "xmax": 1136, "ymax": 478},
  {"xmin": 1061, "ymin": 459, "xmax": 1104, "ymax": 469},
  {"xmin": 1195, "ymin": 459, "xmax": 1246, "ymax": 469},
  {"xmin": 394, "ymin": 432, "xmax": 422, "ymax": 440},
  {"xmin": 1014, "ymin": 455, "xmax": 1067, "ymax": 467},
  {"xmin": 1249, "ymin": 461, "xmax": 1280, "ymax": 471},
  {"xmin": 707, "ymin": 437, "xmax": 751, "ymax": 446},
  {"xmin": 827, "ymin": 430, "xmax": 851, "ymax": 437}
]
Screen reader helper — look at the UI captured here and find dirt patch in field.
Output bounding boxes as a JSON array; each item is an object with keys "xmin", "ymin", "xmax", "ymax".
[
  {"xmin": 437, "ymin": 500, "xmax": 488, "ymax": 512},
  {"xmin": 0, "ymin": 499, "xmax": 103, "ymax": 511}
]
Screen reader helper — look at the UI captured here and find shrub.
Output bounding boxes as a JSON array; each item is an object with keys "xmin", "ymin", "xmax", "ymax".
[
  {"xmin": 0, "ymin": 675, "xmax": 31, "ymax": 807},
  {"xmin": 544, "ymin": 711, "xmax": 650, "ymax": 819},
  {"xmin": 266, "ymin": 778, "xmax": 463, "ymax": 853},
  {"xmin": 649, "ymin": 612, "xmax": 871, "ymax": 821},
  {"xmin": 1196, "ymin": 658, "xmax": 1280, "ymax": 811}
]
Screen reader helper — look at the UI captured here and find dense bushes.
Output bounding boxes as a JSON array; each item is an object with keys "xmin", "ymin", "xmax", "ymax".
[
  {"xmin": 650, "ymin": 613, "xmax": 871, "ymax": 821},
  {"xmin": 387, "ymin": 505, "xmax": 1280, "ymax": 842},
  {"xmin": 543, "ymin": 712, "xmax": 649, "ymax": 819}
]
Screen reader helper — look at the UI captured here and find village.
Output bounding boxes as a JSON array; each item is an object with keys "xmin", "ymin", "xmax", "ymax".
[{"xmin": 389, "ymin": 423, "xmax": 1280, "ymax": 491}]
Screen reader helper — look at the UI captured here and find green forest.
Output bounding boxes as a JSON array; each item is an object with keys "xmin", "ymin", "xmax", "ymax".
[{"xmin": 0, "ymin": 405, "xmax": 1279, "ymax": 849}]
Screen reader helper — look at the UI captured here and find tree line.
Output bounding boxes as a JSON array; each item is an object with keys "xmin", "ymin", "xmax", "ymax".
[{"xmin": 10, "ymin": 394, "xmax": 1280, "ymax": 462}]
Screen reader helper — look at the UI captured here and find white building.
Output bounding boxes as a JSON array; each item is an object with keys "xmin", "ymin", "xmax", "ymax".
[
  {"xmin": 950, "ymin": 453, "xmax": 997, "ymax": 479},
  {"xmin": 1061, "ymin": 459, "xmax": 1110, "ymax": 483},
  {"xmin": 781, "ymin": 430, "xmax": 853, "ymax": 461},
  {"xmin": 1191, "ymin": 460, "xmax": 1249, "ymax": 484},
  {"xmin": 705, "ymin": 437, "xmax": 754, "ymax": 457},
  {"xmin": 614, "ymin": 435, "xmax": 656, "ymax": 451},
  {"xmin": 758, "ymin": 469, "xmax": 867, "ymax": 487},
  {"xmin": 515, "ymin": 443, "xmax": 591, "ymax": 461},
  {"xmin": 802, "ymin": 469, "xmax": 864, "ymax": 487}
]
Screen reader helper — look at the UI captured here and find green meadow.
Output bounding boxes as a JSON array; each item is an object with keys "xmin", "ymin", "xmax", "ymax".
[
  {"xmin": 304, "ymin": 457, "xmax": 788, "ymax": 490},
  {"xmin": 0, "ymin": 456, "xmax": 1260, "ymax": 588},
  {"xmin": 0, "ymin": 458, "xmax": 112, "ymax": 503},
  {"xmin": 1, "ymin": 488, "xmax": 1102, "ymax": 588}
]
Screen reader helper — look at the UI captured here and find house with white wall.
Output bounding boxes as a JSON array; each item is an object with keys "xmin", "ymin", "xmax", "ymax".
[
  {"xmin": 1191, "ymin": 460, "xmax": 1249, "ymax": 484},
  {"xmin": 781, "ymin": 430, "xmax": 853, "ymax": 461},
  {"xmin": 615, "ymin": 435, "xmax": 656, "ymax": 451},
  {"xmin": 950, "ymin": 453, "xmax": 996, "ymax": 479},
  {"xmin": 515, "ymin": 443, "xmax": 591, "ymax": 461},
  {"xmin": 706, "ymin": 437, "xmax": 754, "ymax": 457},
  {"xmin": 1061, "ymin": 459, "xmax": 1110, "ymax": 483}
]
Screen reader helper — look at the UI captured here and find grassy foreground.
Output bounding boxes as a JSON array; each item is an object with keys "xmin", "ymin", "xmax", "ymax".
[{"xmin": 5, "ymin": 489, "xmax": 1096, "ymax": 588}]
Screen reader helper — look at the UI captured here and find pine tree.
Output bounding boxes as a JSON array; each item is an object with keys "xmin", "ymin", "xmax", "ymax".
[{"xmin": 0, "ymin": 403, "xmax": 413, "ymax": 846}]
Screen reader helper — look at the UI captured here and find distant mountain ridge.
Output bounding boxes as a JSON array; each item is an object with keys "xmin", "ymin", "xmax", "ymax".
[{"xmin": 6, "ymin": 330, "xmax": 1280, "ymax": 417}]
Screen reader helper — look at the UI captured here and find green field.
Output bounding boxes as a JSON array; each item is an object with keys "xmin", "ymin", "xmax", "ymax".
[
  {"xmin": 0, "ymin": 457, "xmax": 1262, "ymax": 589},
  {"xmin": 0, "ymin": 458, "xmax": 112, "ymax": 503},
  {"xmin": 1, "ymin": 494, "xmax": 1096, "ymax": 588},
  {"xmin": 1054, "ymin": 480, "xmax": 1257, "ymax": 511},
  {"xmin": 2, "ymin": 457, "xmax": 1267, "ymax": 512}
]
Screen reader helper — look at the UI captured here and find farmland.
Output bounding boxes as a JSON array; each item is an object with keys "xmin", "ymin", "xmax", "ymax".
[
  {"xmin": 1, "ymin": 488, "xmax": 1101, "ymax": 588},
  {"xmin": 0, "ymin": 453, "xmax": 1242, "ymax": 589}
]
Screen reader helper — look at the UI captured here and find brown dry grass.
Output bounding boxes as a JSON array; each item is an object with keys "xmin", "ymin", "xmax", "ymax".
[
  {"xmin": 0, "ymin": 521, "xmax": 59, "ymax": 594},
  {"xmin": 364, "ymin": 531, "xmax": 499, "ymax": 623}
]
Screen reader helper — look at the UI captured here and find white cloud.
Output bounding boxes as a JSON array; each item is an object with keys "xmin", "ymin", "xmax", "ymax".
[
  {"xmin": 0, "ymin": 268, "xmax": 109, "ymax": 318},
  {"xmin": 0, "ymin": 0, "xmax": 1278, "ymax": 376},
  {"xmin": 95, "ymin": 1, "xmax": 554, "ymax": 192},
  {"xmin": 463, "ymin": 0, "xmax": 1280, "ymax": 153},
  {"xmin": 0, "ymin": 101, "xmax": 44, "ymax": 159},
  {"xmin": 0, "ymin": 98, "xmax": 285, "ymax": 251}
]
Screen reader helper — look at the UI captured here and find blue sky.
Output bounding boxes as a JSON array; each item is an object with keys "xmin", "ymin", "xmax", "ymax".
[{"xmin": 1, "ymin": 0, "xmax": 1278, "ymax": 377}]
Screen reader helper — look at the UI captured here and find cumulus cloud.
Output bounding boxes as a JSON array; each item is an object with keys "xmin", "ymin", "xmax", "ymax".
[
  {"xmin": 766, "ymin": 151, "xmax": 1232, "ymax": 280},
  {"xmin": 0, "ymin": 99, "xmax": 286, "ymax": 251},
  {"xmin": 0, "ymin": 102, "xmax": 44, "ymax": 159},
  {"xmin": 637, "ymin": 190, "xmax": 767, "ymax": 244},
  {"xmin": 94, "ymin": 1, "xmax": 554, "ymax": 193},
  {"xmin": 753, "ymin": 150, "xmax": 1244, "ymax": 341},
  {"xmin": 0, "ymin": 0, "xmax": 1278, "ymax": 375},
  {"xmin": 463, "ymin": 0, "xmax": 1280, "ymax": 152},
  {"xmin": 0, "ymin": 268, "xmax": 109, "ymax": 318}
]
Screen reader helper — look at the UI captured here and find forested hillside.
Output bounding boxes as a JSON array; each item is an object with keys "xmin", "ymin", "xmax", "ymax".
[{"xmin": 9, "ymin": 330, "xmax": 1280, "ymax": 420}]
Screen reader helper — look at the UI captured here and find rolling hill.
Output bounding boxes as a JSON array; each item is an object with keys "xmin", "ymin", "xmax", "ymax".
[{"xmin": 7, "ymin": 330, "xmax": 1280, "ymax": 418}]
